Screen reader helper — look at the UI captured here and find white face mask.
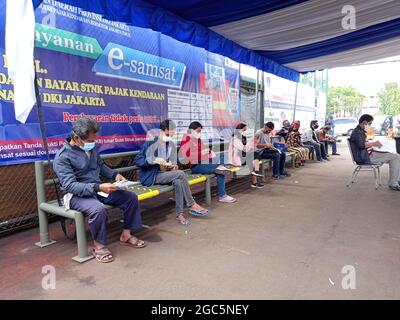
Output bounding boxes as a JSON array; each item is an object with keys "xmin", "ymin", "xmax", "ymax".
[
  {"xmin": 365, "ymin": 122, "xmax": 372, "ymax": 130},
  {"xmin": 192, "ymin": 131, "xmax": 201, "ymax": 139},
  {"xmin": 162, "ymin": 135, "xmax": 172, "ymax": 143}
]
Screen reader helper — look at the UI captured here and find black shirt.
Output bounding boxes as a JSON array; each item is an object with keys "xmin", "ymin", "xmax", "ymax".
[{"xmin": 349, "ymin": 125, "xmax": 371, "ymax": 164}]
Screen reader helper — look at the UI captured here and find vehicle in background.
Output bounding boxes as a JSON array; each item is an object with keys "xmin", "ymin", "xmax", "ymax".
[
  {"xmin": 372, "ymin": 115, "xmax": 393, "ymax": 136},
  {"xmin": 333, "ymin": 117, "xmax": 358, "ymax": 136}
]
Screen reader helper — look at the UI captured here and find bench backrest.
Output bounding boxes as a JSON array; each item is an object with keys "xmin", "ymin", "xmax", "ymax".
[
  {"xmin": 34, "ymin": 141, "xmax": 229, "ymax": 206},
  {"xmin": 34, "ymin": 151, "xmax": 140, "ymax": 206}
]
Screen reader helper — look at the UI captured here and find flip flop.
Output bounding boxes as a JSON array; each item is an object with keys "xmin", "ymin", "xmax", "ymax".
[
  {"xmin": 188, "ymin": 208, "xmax": 210, "ymax": 217},
  {"xmin": 119, "ymin": 236, "xmax": 146, "ymax": 248}
]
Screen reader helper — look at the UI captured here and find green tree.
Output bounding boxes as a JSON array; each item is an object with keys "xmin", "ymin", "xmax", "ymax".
[
  {"xmin": 327, "ymin": 86, "xmax": 365, "ymax": 117},
  {"xmin": 378, "ymin": 82, "xmax": 400, "ymax": 116}
]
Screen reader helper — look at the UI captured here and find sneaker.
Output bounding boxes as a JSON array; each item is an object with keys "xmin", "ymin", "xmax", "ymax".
[
  {"xmin": 215, "ymin": 165, "xmax": 233, "ymax": 176},
  {"xmin": 332, "ymin": 153, "xmax": 341, "ymax": 156},
  {"xmin": 219, "ymin": 195, "xmax": 237, "ymax": 203},
  {"xmin": 251, "ymin": 171, "xmax": 264, "ymax": 177},
  {"xmin": 273, "ymin": 174, "xmax": 284, "ymax": 180},
  {"xmin": 281, "ymin": 171, "xmax": 291, "ymax": 177},
  {"xmin": 323, "ymin": 157, "xmax": 330, "ymax": 161},
  {"xmin": 251, "ymin": 182, "xmax": 264, "ymax": 189},
  {"xmin": 389, "ymin": 185, "xmax": 400, "ymax": 191}
]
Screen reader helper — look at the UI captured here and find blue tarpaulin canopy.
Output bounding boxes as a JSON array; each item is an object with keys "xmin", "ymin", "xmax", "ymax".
[{"xmin": 33, "ymin": 0, "xmax": 400, "ymax": 79}]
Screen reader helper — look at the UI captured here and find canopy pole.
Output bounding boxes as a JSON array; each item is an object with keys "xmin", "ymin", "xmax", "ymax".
[
  {"xmin": 255, "ymin": 69, "xmax": 259, "ymax": 128},
  {"xmin": 293, "ymin": 82, "xmax": 299, "ymax": 121}
]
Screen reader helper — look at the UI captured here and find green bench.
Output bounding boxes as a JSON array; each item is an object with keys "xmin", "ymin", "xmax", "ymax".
[
  {"xmin": 34, "ymin": 151, "xmax": 214, "ymax": 263},
  {"xmin": 34, "ymin": 143, "xmax": 289, "ymax": 263}
]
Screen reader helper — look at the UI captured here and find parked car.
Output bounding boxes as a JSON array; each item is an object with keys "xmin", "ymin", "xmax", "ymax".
[
  {"xmin": 372, "ymin": 115, "xmax": 393, "ymax": 136},
  {"xmin": 333, "ymin": 117, "xmax": 359, "ymax": 136}
]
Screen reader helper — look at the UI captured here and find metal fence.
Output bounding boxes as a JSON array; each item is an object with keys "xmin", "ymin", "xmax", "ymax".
[{"xmin": 0, "ymin": 155, "xmax": 138, "ymax": 237}]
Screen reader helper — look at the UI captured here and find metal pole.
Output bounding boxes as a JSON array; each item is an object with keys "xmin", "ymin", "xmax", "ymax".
[
  {"xmin": 293, "ymin": 82, "xmax": 299, "ymax": 121},
  {"xmin": 255, "ymin": 69, "xmax": 260, "ymax": 128}
]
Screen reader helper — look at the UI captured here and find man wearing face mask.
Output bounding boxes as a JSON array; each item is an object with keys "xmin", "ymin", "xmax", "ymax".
[
  {"xmin": 135, "ymin": 119, "xmax": 209, "ymax": 226},
  {"xmin": 53, "ymin": 117, "xmax": 145, "ymax": 263},
  {"xmin": 255, "ymin": 122, "xmax": 291, "ymax": 179},
  {"xmin": 301, "ymin": 120, "xmax": 329, "ymax": 162},
  {"xmin": 349, "ymin": 114, "xmax": 400, "ymax": 191},
  {"xmin": 276, "ymin": 120, "xmax": 291, "ymax": 142}
]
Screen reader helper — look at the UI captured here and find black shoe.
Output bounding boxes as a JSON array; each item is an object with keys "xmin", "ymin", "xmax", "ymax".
[
  {"xmin": 251, "ymin": 182, "xmax": 264, "ymax": 189},
  {"xmin": 389, "ymin": 185, "xmax": 400, "ymax": 191},
  {"xmin": 281, "ymin": 171, "xmax": 291, "ymax": 177},
  {"xmin": 332, "ymin": 153, "xmax": 341, "ymax": 156}
]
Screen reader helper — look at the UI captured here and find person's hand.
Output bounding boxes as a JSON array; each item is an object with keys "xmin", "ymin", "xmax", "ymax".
[
  {"xmin": 115, "ymin": 174, "xmax": 126, "ymax": 182},
  {"xmin": 154, "ymin": 157, "xmax": 167, "ymax": 166},
  {"xmin": 99, "ymin": 183, "xmax": 119, "ymax": 194},
  {"xmin": 374, "ymin": 141, "xmax": 383, "ymax": 148},
  {"xmin": 171, "ymin": 164, "xmax": 179, "ymax": 171},
  {"xmin": 266, "ymin": 143, "xmax": 274, "ymax": 149}
]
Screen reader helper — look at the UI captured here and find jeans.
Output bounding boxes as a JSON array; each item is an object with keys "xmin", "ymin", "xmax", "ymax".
[
  {"xmin": 256, "ymin": 148, "xmax": 286, "ymax": 176},
  {"xmin": 70, "ymin": 190, "xmax": 142, "ymax": 246},
  {"xmin": 155, "ymin": 170, "xmax": 195, "ymax": 215},
  {"xmin": 323, "ymin": 141, "xmax": 337, "ymax": 154},
  {"xmin": 191, "ymin": 164, "xmax": 226, "ymax": 197},
  {"xmin": 303, "ymin": 141, "xmax": 327, "ymax": 160}
]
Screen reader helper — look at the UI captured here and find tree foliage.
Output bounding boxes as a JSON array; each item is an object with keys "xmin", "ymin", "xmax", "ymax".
[
  {"xmin": 327, "ymin": 86, "xmax": 365, "ymax": 117},
  {"xmin": 378, "ymin": 82, "xmax": 400, "ymax": 116}
]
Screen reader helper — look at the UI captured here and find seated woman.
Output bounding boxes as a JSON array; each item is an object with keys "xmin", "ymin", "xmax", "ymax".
[
  {"xmin": 180, "ymin": 121, "xmax": 237, "ymax": 203},
  {"xmin": 287, "ymin": 120, "xmax": 310, "ymax": 167},
  {"xmin": 228, "ymin": 122, "xmax": 264, "ymax": 188}
]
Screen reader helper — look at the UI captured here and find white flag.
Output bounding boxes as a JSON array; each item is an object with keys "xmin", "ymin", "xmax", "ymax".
[{"xmin": 5, "ymin": 0, "xmax": 36, "ymax": 123}]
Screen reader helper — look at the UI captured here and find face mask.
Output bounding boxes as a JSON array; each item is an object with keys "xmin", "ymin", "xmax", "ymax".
[
  {"xmin": 192, "ymin": 132, "xmax": 200, "ymax": 139},
  {"xmin": 80, "ymin": 141, "xmax": 95, "ymax": 152},
  {"xmin": 365, "ymin": 123, "xmax": 371, "ymax": 130},
  {"xmin": 162, "ymin": 135, "xmax": 172, "ymax": 142},
  {"xmin": 284, "ymin": 123, "xmax": 290, "ymax": 129}
]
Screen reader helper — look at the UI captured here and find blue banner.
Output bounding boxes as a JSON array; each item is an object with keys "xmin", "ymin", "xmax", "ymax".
[{"xmin": 0, "ymin": 0, "xmax": 240, "ymax": 165}]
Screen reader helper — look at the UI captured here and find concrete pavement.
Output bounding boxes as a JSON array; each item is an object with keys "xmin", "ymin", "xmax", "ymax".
[{"xmin": 1, "ymin": 141, "xmax": 400, "ymax": 299}]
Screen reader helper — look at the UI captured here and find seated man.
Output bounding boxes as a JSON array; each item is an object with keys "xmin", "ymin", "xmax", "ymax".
[
  {"xmin": 302, "ymin": 120, "xmax": 329, "ymax": 162},
  {"xmin": 350, "ymin": 114, "xmax": 400, "ymax": 191},
  {"xmin": 254, "ymin": 122, "xmax": 291, "ymax": 179},
  {"xmin": 276, "ymin": 120, "xmax": 291, "ymax": 142},
  {"xmin": 53, "ymin": 117, "xmax": 145, "ymax": 264},
  {"xmin": 316, "ymin": 125, "xmax": 340, "ymax": 156},
  {"xmin": 135, "ymin": 119, "xmax": 209, "ymax": 226}
]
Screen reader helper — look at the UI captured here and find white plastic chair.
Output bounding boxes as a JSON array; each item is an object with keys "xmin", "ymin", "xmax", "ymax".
[{"xmin": 346, "ymin": 139, "xmax": 382, "ymax": 190}]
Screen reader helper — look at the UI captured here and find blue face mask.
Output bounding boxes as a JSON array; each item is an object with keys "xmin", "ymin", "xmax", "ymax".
[{"xmin": 80, "ymin": 141, "xmax": 95, "ymax": 152}]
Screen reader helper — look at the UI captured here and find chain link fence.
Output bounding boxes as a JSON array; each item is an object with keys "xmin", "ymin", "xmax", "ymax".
[{"xmin": 0, "ymin": 155, "xmax": 138, "ymax": 238}]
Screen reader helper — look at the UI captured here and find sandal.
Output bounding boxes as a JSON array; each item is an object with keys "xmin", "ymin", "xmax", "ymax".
[
  {"xmin": 119, "ymin": 236, "xmax": 146, "ymax": 248},
  {"xmin": 176, "ymin": 217, "xmax": 191, "ymax": 226},
  {"xmin": 92, "ymin": 247, "xmax": 114, "ymax": 263},
  {"xmin": 188, "ymin": 208, "xmax": 210, "ymax": 217}
]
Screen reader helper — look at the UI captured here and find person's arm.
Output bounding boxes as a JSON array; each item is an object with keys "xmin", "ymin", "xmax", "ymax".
[
  {"xmin": 53, "ymin": 154, "xmax": 100, "ymax": 197},
  {"xmin": 135, "ymin": 141, "xmax": 156, "ymax": 167},
  {"xmin": 97, "ymin": 152, "xmax": 118, "ymax": 180}
]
